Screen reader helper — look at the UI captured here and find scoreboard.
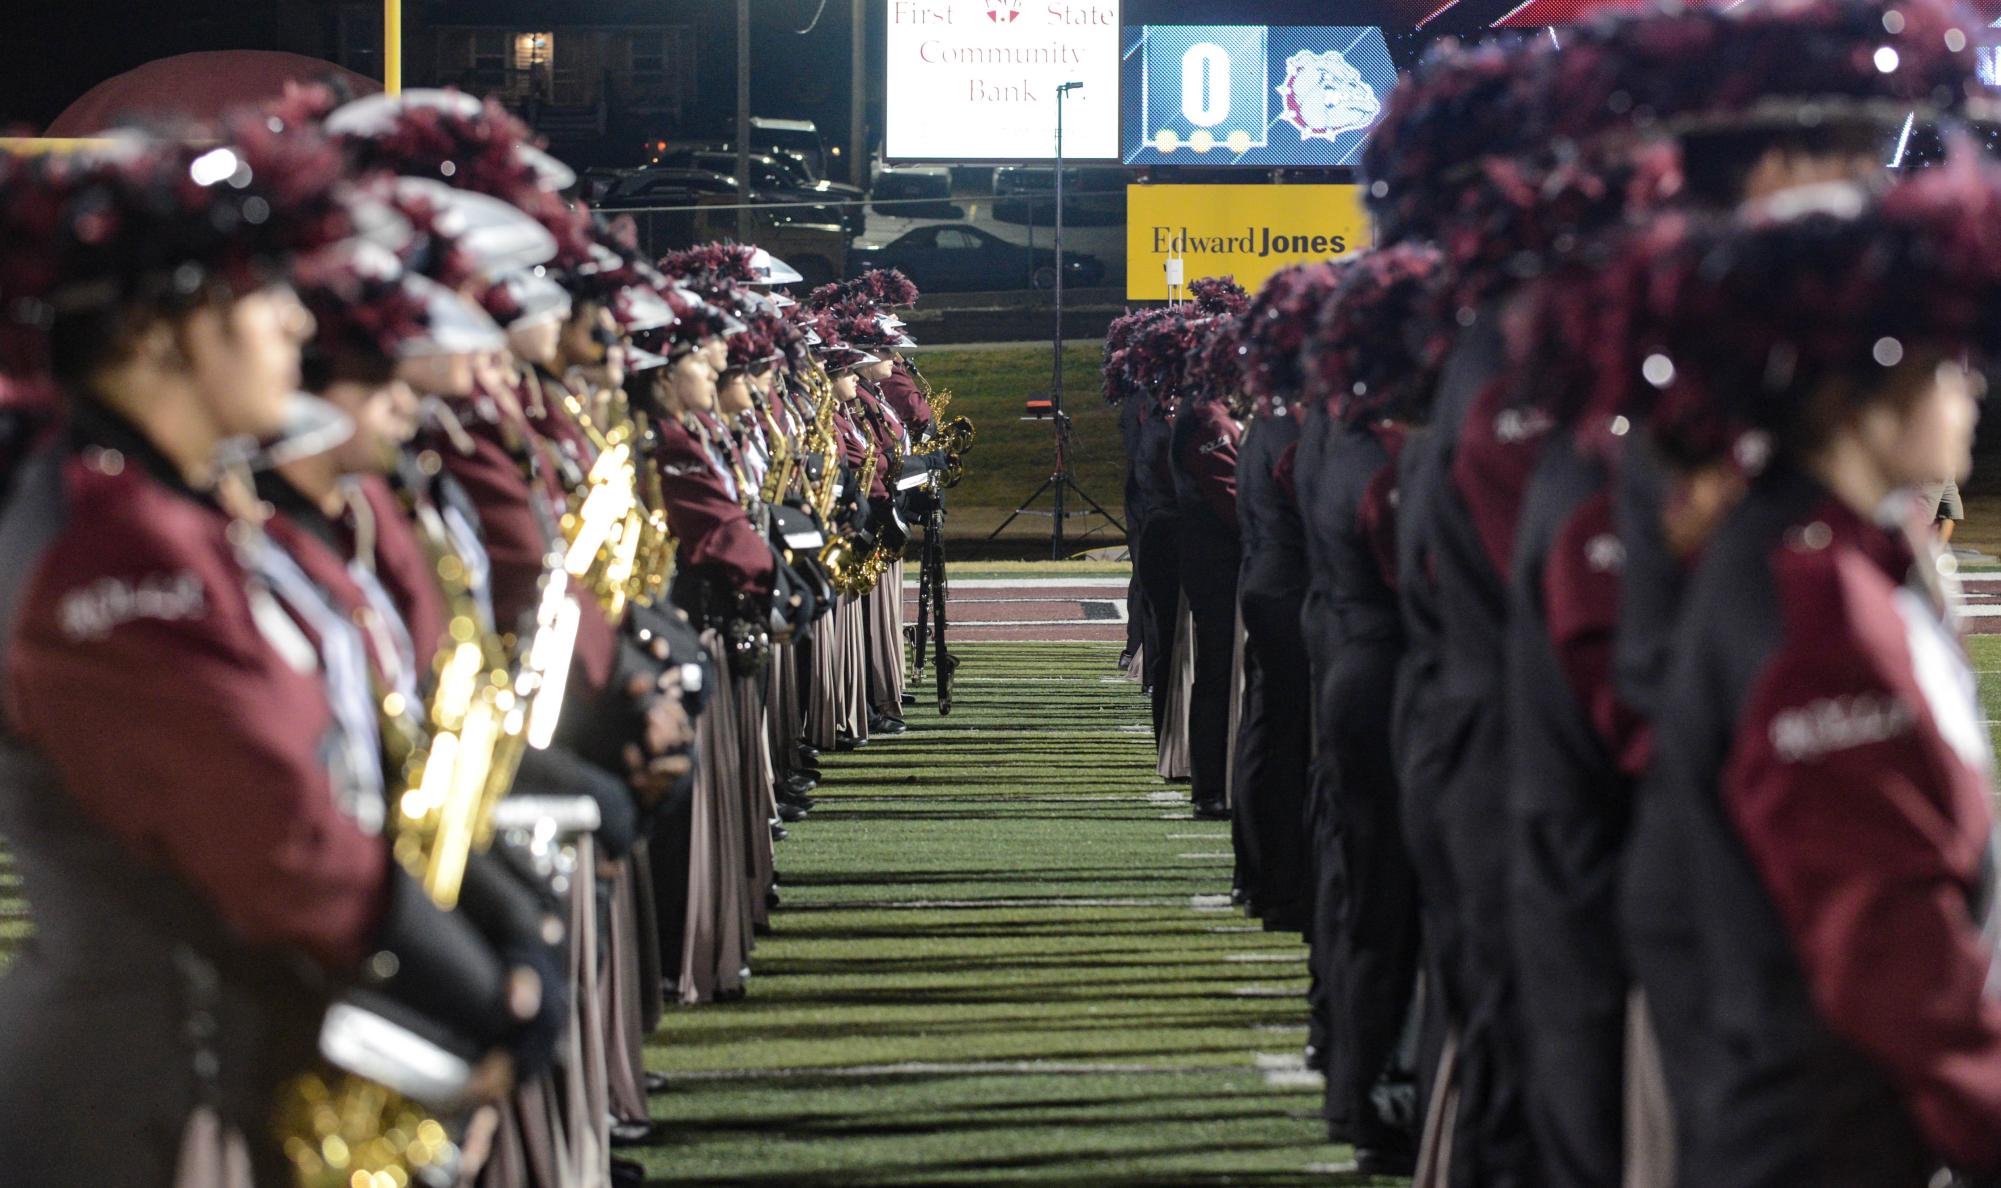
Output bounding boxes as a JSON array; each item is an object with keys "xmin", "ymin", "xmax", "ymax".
[{"xmin": 1121, "ymin": 25, "xmax": 1399, "ymax": 166}]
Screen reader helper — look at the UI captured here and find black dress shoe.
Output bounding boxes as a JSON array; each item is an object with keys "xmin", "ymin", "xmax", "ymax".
[
  {"xmin": 644, "ymin": 1071, "xmax": 671, "ymax": 1094},
  {"xmin": 783, "ymin": 772, "xmax": 819, "ymax": 795},
  {"xmin": 610, "ymin": 1119, "xmax": 657, "ymax": 1147},
  {"xmin": 797, "ymin": 745, "xmax": 821, "ymax": 762},
  {"xmin": 1191, "ymin": 799, "xmax": 1230, "ymax": 820},
  {"xmin": 900, "ymin": 691, "xmax": 917, "ymax": 705},
  {"xmin": 612, "ymin": 1156, "xmax": 647, "ymax": 1188},
  {"xmin": 777, "ymin": 801, "xmax": 808, "ymax": 823},
  {"xmin": 868, "ymin": 715, "xmax": 908, "ymax": 736},
  {"xmin": 766, "ymin": 886, "xmax": 781, "ymax": 911},
  {"xmin": 1354, "ymin": 1142, "xmax": 1417, "ymax": 1176},
  {"xmin": 834, "ymin": 732, "xmax": 867, "ymax": 751},
  {"xmin": 770, "ymin": 821, "xmax": 789, "ymax": 842},
  {"xmin": 791, "ymin": 766, "xmax": 822, "ymax": 784},
  {"xmin": 777, "ymin": 788, "xmax": 816, "ymax": 811}
]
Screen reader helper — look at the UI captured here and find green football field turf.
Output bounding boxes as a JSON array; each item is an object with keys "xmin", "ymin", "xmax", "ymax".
[{"xmin": 630, "ymin": 640, "xmax": 1380, "ymax": 1185}]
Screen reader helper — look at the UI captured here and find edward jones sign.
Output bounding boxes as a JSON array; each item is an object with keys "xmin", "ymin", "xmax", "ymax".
[
  {"xmin": 885, "ymin": 2, "xmax": 1121, "ymax": 160},
  {"xmin": 1126, "ymin": 184, "xmax": 1373, "ymax": 300}
]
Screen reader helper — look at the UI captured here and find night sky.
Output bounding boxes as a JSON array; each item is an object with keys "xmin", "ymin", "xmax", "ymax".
[{"xmin": 3, "ymin": 0, "xmax": 1584, "ymax": 134}]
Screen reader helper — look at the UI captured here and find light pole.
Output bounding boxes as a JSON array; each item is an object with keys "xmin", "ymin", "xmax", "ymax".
[
  {"xmin": 384, "ymin": 0, "xmax": 402, "ymax": 94},
  {"xmin": 1051, "ymin": 79, "xmax": 1079, "ymax": 558},
  {"xmin": 987, "ymin": 80, "xmax": 1124, "ymax": 558}
]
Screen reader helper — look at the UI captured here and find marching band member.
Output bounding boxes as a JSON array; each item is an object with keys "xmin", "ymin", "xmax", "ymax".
[
  {"xmin": 1168, "ymin": 312, "xmax": 1244, "ymax": 823},
  {"xmin": 0, "ymin": 124, "xmax": 556, "ymax": 1187},
  {"xmin": 1227, "ymin": 266, "xmax": 1326, "ymax": 939},
  {"xmin": 1296, "ymin": 245, "xmax": 1447, "ymax": 1173},
  {"xmin": 1634, "ymin": 160, "xmax": 2001, "ymax": 1188},
  {"xmin": 1121, "ymin": 308, "xmax": 1200, "ymax": 785}
]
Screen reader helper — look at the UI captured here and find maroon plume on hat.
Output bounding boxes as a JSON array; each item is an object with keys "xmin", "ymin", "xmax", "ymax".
[
  {"xmin": 1236, "ymin": 262, "xmax": 1346, "ymax": 415},
  {"xmin": 1120, "ymin": 307, "xmax": 1203, "ymax": 407},
  {"xmin": 1189, "ymin": 275, "xmax": 1249, "ymax": 318},
  {"xmin": 1302, "ymin": 244, "xmax": 1448, "ymax": 426},
  {"xmin": 1637, "ymin": 156, "xmax": 2001, "ymax": 449},
  {"xmin": 1, "ymin": 112, "xmax": 354, "ymax": 381},
  {"xmin": 1101, "ymin": 308, "xmax": 1149, "ymax": 405},
  {"xmin": 657, "ymin": 242, "xmax": 745, "ymax": 287}
]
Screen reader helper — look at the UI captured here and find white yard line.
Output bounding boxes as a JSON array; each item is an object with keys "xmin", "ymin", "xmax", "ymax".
[
  {"xmin": 903, "ymin": 577, "xmax": 1132, "ymax": 590},
  {"xmin": 669, "ymin": 1060, "xmax": 1213, "ymax": 1082}
]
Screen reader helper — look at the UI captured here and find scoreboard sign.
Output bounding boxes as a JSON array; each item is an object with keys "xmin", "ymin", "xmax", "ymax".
[
  {"xmin": 1120, "ymin": 26, "xmax": 1398, "ymax": 167},
  {"xmin": 885, "ymin": 1, "xmax": 1122, "ymax": 161}
]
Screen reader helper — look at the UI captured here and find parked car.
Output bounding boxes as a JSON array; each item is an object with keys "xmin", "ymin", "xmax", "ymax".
[
  {"xmin": 847, "ymin": 224, "xmax": 1103, "ymax": 292},
  {"xmin": 599, "ymin": 166, "xmax": 848, "ymax": 233},
  {"xmin": 872, "ymin": 165, "xmax": 961, "ymax": 220},
  {"xmin": 990, "ymin": 165, "xmax": 1126, "ymax": 227},
  {"xmin": 594, "ymin": 168, "xmax": 849, "ymax": 284},
  {"xmin": 749, "ymin": 116, "xmax": 832, "ymax": 181},
  {"xmin": 652, "ymin": 148, "xmax": 866, "ymax": 235}
]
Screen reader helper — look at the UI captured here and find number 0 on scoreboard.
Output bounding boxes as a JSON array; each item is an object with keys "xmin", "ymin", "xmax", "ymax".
[{"xmin": 1121, "ymin": 25, "xmax": 1399, "ymax": 167}]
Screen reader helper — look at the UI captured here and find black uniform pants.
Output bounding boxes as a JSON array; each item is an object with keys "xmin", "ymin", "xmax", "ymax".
[
  {"xmin": 1512, "ymin": 804, "xmax": 1628, "ymax": 1188},
  {"xmin": 1124, "ymin": 505, "xmax": 1148, "ymax": 659},
  {"xmin": 1434, "ymin": 698, "xmax": 1538, "ymax": 1188},
  {"xmin": 1177, "ymin": 517, "xmax": 1239, "ymax": 809},
  {"xmin": 1302, "ymin": 589, "xmax": 1345, "ymax": 1070},
  {"xmin": 1138, "ymin": 512, "xmax": 1184, "ymax": 743},
  {"xmin": 1235, "ymin": 580, "xmax": 1312, "ymax": 923},
  {"xmin": 1324, "ymin": 636, "xmax": 1422, "ymax": 1144}
]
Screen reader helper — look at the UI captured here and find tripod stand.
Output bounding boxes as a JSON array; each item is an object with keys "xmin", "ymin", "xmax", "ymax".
[
  {"xmin": 986, "ymin": 409, "xmax": 1124, "ymax": 558},
  {"xmin": 985, "ymin": 78, "xmax": 1125, "ymax": 560}
]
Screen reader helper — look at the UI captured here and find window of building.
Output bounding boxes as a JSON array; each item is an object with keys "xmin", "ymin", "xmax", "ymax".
[{"xmin": 514, "ymin": 32, "xmax": 554, "ymax": 74}]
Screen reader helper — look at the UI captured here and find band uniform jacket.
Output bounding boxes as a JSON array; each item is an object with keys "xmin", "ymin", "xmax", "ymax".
[
  {"xmin": 1644, "ymin": 468, "xmax": 2001, "ymax": 1188},
  {"xmin": 651, "ymin": 414, "xmax": 775, "ymax": 601},
  {"xmin": 1506, "ymin": 434, "xmax": 1652, "ymax": 1188},
  {"xmin": 0, "ymin": 408, "xmax": 392, "ymax": 1186},
  {"xmin": 877, "ymin": 362, "xmax": 935, "ymax": 439}
]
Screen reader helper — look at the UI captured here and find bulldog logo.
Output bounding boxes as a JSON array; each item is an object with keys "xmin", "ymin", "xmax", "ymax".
[
  {"xmin": 985, "ymin": 0, "xmax": 1021, "ymax": 22},
  {"xmin": 1275, "ymin": 49, "xmax": 1381, "ymax": 142}
]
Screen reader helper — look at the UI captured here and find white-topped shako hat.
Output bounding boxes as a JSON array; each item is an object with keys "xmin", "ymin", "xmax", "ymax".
[
  {"xmin": 301, "ymin": 241, "xmax": 505, "ymax": 371},
  {"xmin": 480, "ymin": 268, "xmax": 572, "ymax": 331},
  {"xmin": 328, "ymin": 88, "xmax": 594, "ymax": 273},
  {"xmin": 629, "ymin": 285, "xmax": 744, "ymax": 363},
  {"xmin": 806, "ymin": 309, "xmax": 881, "ymax": 373}
]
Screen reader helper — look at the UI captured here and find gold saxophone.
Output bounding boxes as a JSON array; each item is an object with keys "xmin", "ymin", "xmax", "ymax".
[
  {"xmin": 827, "ymin": 438, "xmax": 879, "ymax": 597},
  {"xmin": 630, "ymin": 410, "xmax": 677, "ymax": 608},
  {"xmin": 757, "ymin": 398, "xmax": 797, "ymax": 506},
  {"xmin": 800, "ymin": 369, "xmax": 868, "ymax": 591},
  {"xmin": 281, "ymin": 466, "xmax": 553, "ymax": 1188},
  {"xmin": 906, "ymin": 361, "xmax": 974, "ymax": 486},
  {"xmin": 547, "ymin": 387, "xmax": 646, "ymax": 620}
]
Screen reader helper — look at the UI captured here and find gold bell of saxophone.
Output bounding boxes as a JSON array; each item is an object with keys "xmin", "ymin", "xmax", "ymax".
[{"xmin": 939, "ymin": 416, "xmax": 976, "ymax": 485}]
